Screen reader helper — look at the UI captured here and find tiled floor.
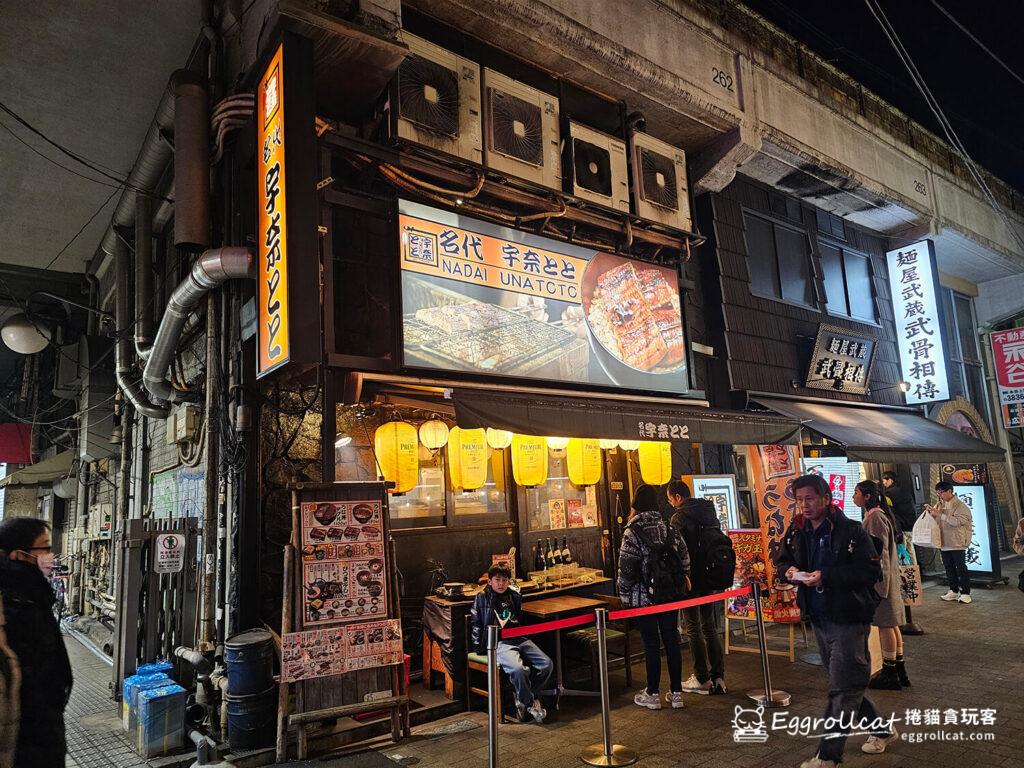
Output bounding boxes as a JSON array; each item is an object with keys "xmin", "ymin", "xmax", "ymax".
[
  {"xmin": 321, "ymin": 567, "xmax": 1024, "ymax": 768},
  {"xmin": 63, "ymin": 629, "xmax": 147, "ymax": 768}
]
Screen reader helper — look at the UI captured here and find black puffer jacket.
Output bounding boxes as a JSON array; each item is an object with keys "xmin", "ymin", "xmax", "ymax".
[
  {"xmin": 669, "ymin": 498, "xmax": 721, "ymax": 596},
  {"xmin": 774, "ymin": 507, "xmax": 882, "ymax": 625},
  {"xmin": 0, "ymin": 557, "xmax": 72, "ymax": 768},
  {"xmin": 469, "ymin": 586, "xmax": 523, "ymax": 654},
  {"xmin": 884, "ymin": 483, "xmax": 916, "ymax": 536}
]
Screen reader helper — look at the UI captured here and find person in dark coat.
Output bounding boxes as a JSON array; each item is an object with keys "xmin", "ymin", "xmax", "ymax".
[
  {"xmin": 0, "ymin": 518, "xmax": 72, "ymax": 768},
  {"xmin": 880, "ymin": 472, "xmax": 916, "ymax": 536},
  {"xmin": 776, "ymin": 475, "xmax": 893, "ymax": 767},
  {"xmin": 666, "ymin": 480, "xmax": 726, "ymax": 695}
]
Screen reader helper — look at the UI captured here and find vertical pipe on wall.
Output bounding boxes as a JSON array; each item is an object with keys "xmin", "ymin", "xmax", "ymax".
[
  {"xmin": 200, "ymin": 292, "xmax": 219, "ymax": 649},
  {"xmin": 135, "ymin": 192, "xmax": 154, "ymax": 358},
  {"xmin": 172, "ymin": 70, "xmax": 210, "ymax": 250}
]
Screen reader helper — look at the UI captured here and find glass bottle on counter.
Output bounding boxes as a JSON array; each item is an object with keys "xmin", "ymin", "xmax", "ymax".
[
  {"xmin": 549, "ymin": 537, "xmax": 562, "ymax": 566},
  {"xmin": 534, "ymin": 542, "xmax": 544, "ymax": 572},
  {"xmin": 561, "ymin": 537, "xmax": 572, "ymax": 565}
]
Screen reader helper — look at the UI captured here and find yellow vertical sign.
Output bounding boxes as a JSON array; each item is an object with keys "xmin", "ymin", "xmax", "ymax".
[{"xmin": 257, "ymin": 44, "xmax": 290, "ymax": 376}]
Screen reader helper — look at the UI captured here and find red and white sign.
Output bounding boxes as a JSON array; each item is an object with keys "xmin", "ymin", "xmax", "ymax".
[
  {"xmin": 991, "ymin": 330, "xmax": 1024, "ymax": 427},
  {"xmin": 829, "ymin": 474, "xmax": 846, "ymax": 512}
]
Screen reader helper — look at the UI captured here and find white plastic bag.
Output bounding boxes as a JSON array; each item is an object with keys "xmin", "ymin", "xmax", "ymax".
[{"xmin": 911, "ymin": 511, "xmax": 941, "ymax": 548}]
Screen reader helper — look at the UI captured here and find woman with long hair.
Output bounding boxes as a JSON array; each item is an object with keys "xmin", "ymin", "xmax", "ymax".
[{"xmin": 853, "ymin": 480, "xmax": 909, "ymax": 690}]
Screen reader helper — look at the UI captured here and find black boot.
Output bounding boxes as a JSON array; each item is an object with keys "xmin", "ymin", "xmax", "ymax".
[
  {"xmin": 869, "ymin": 661, "xmax": 902, "ymax": 690},
  {"xmin": 895, "ymin": 656, "xmax": 911, "ymax": 687}
]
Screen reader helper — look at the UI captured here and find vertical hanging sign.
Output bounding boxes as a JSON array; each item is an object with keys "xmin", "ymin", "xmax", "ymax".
[
  {"xmin": 990, "ymin": 329, "xmax": 1024, "ymax": 428},
  {"xmin": 257, "ymin": 43, "xmax": 290, "ymax": 377},
  {"xmin": 886, "ymin": 240, "xmax": 949, "ymax": 405}
]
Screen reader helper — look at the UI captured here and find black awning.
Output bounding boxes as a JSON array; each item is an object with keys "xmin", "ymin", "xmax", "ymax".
[
  {"xmin": 453, "ymin": 389, "xmax": 800, "ymax": 445},
  {"xmin": 753, "ymin": 396, "xmax": 1006, "ymax": 464}
]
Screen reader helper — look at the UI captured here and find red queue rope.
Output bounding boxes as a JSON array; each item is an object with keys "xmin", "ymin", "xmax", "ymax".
[
  {"xmin": 498, "ymin": 585, "xmax": 754, "ymax": 640},
  {"xmin": 609, "ymin": 585, "xmax": 753, "ymax": 621}
]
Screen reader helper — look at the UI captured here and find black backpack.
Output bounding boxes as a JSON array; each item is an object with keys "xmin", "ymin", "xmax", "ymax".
[
  {"xmin": 632, "ymin": 522, "xmax": 688, "ymax": 604},
  {"xmin": 692, "ymin": 524, "xmax": 737, "ymax": 592}
]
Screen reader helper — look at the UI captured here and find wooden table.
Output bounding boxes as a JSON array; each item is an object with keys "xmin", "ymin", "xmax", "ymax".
[{"xmin": 522, "ymin": 595, "xmax": 605, "ymax": 709}]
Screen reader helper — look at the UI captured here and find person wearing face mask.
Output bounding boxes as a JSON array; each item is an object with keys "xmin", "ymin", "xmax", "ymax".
[{"xmin": 0, "ymin": 518, "xmax": 73, "ymax": 767}]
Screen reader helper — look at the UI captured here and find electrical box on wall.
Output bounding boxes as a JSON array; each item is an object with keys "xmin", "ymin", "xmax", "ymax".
[{"xmin": 165, "ymin": 404, "xmax": 201, "ymax": 445}]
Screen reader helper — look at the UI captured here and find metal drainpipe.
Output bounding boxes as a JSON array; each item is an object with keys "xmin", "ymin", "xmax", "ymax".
[
  {"xmin": 74, "ymin": 463, "xmax": 91, "ymax": 614},
  {"xmin": 200, "ymin": 292, "xmax": 219, "ymax": 650},
  {"xmin": 134, "ymin": 192, "xmax": 154, "ymax": 359}
]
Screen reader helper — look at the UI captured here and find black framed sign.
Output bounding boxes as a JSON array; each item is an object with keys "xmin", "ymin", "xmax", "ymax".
[{"xmin": 804, "ymin": 323, "xmax": 877, "ymax": 395}]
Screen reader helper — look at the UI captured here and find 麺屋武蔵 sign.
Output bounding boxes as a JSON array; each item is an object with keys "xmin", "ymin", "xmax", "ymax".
[{"xmin": 885, "ymin": 240, "xmax": 949, "ymax": 405}]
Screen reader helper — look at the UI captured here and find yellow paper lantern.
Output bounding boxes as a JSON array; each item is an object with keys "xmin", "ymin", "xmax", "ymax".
[
  {"xmin": 617, "ymin": 440, "xmax": 641, "ymax": 451},
  {"xmin": 418, "ymin": 419, "xmax": 450, "ymax": 449},
  {"xmin": 598, "ymin": 439, "xmax": 618, "ymax": 451},
  {"xmin": 511, "ymin": 434, "xmax": 548, "ymax": 487},
  {"xmin": 447, "ymin": 427, "xmax": 463, "ymax": 489},
  {"xmin": 459, "ymin": 428, "xmax": 487, "ymax": 490},
  {"xmin": 546, "ymin": 436, "xmax": 570, "ymax": 450},
  {"xmin": 566, "ymin": 438, "xmax": 602, "ymax": 486},
  {"xmin": 486, "ymin": 428, "xmax": 513, "ymax": 449},
  {"xmin": 638, "ymin": 441, "xmax": 672, "ymax": 485},
  {"xmin": 375, "ymin": 421, "xmax": 418, "ymax": 494}
]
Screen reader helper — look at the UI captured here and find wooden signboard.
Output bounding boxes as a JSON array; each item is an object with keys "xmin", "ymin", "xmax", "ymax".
[{"xmin": 277, "ymin": 481, "xmax": 408, "ymax": 761}]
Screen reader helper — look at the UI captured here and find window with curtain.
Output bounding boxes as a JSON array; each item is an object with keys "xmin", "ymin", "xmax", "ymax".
[
  {"xmin": 743, "ymin": 211, "xmax": 815, "ymax": 307},
  {"xmin": 820, "ymin": 243, "xmax": 877, "ymax": 323}
]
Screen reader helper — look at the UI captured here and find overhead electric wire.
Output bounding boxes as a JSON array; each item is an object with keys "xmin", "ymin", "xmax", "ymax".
[
  {"xmin": 864, "ymin": 0, "xmax": 1024, "ymax": 259},
  {"xmin": 929, "ymin": 1, "xmax": 1024, "ymax": 91},
  {"xmin": 42, "ymin": 187, "xmax": 122, "ymax": 271}
]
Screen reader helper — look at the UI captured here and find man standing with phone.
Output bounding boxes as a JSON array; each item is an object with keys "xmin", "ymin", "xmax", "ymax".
[{"xmin": 927, "ymin": 481, "xmax": 974, "ymax": 604}]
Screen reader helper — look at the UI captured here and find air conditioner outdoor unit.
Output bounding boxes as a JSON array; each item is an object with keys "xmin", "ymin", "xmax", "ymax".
[
  {"xmin": 564, "ymin": 121, "xmax": 629, "ymax": 213},
  {"xmin": 394, "ymin": 34, "xmax": 482, "ymax": 164},
  {"xmin": 483, "ymin": 68, "xmax": 561, "ymax": 191},
  {"xmin": 630, "ymin": 132, "xmax": 692, "ymax": 232}
]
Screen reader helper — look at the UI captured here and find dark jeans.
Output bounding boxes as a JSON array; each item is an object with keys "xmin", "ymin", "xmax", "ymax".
[
  {"xmin": 636, "ymin": 611, "xmax": 682, "ymax": 694},
  {"xmin": 683, "ymin": 600, "xmax": 724, "ymax": 682},
  {"xmin": 812, "ymin": 620, "xmax": 890, "ymax": 763},
  {"xmin": 941, "ymin": 549, "xmax": 971, "ymax": 594}
]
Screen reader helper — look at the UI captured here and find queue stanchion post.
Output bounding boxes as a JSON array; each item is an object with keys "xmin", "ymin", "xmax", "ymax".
[
  {"xmin": 487, "ymin": 625, "xmax": 500, "ymax": 768},
  {"xmin": 746, "ymin": 581, "xmax": 791, "ymax": 707},
  {"xmin": 581, "ymin": 608, "xmax": 638, "ymax": 767}
]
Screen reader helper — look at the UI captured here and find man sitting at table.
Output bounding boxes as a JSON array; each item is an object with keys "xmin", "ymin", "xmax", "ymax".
[{"xmin": 470, "ymin": 563, "xmax": 553, "ymax": 723}]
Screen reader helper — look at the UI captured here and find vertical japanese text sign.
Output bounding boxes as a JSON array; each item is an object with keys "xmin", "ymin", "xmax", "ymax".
[
  {"xmin": 257, "ymin": 43, "xmax": 290, "ymax": 377},
  {"xmin": 885, "ymin": 240, "xmax": 949, "ymax": 405},
  {"xmin": 990, "ymin": 329, "xmax": 1024, "ymax": 428}
]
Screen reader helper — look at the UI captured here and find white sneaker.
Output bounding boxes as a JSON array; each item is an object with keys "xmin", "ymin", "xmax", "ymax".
[
  {"xmin": 862, "ymin": 730, "xmax": 899, "ymax": 754},
  {"xmin": 799, "ymin": 757, "xmax": 838, "ymax": 768},
  {"xmin": 958, "ymin": 593, "xmax": 973, "ymax": 604},
  {"xmin": 634, "ymin": 689, "xmax": 662, "ymax": 710},
  {"xmin": 527, "ymin": 698, "xmax": 547, "ymax": 723},
  {"xmin": 940, "ymin": 590, "xmax": 960, "ymax": 601},
  {"xmin": 666, "ymin": 691, "xmax": 685, "ymax": 709},
  {"xmin": 680, "ymin": 674, "xmax": 712, "ymax": 695}
]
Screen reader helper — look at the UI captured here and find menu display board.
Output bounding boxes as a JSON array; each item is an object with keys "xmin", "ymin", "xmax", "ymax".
[
  {"xmin": 399, "ymin": 199, "xmax": 688, "ymax": 394},
  {"xmin": 955, "ymin": 485, "xmax": 994, "ymax": 574},
  {"xmin": 300, "ymin": 501, "xmax": 387, "ymax": 626},
  {"xmin": 683, "ymin": 474, "xmax": 740, "ymax": 529},
  {"xmin": 282, "ymin": 619, "xmax": 404, "ymax": 683}
]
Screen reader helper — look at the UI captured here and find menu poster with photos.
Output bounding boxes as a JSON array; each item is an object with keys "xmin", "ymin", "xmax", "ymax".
[
  {"xmin": 282, "ymin": 619, "xmax": 404, "ymax": 683},
  {"xmin": 567, "ymin": 498, "xmax": 585, "ymax": 528},
  {"xmin": 300, "ymin": 500, "xmax": 387, "ymax": 627},
  {"xmin": 548, "ymin": 498, "xmax": 566, "ymax": 530},
  {"xmin": 725, "ymin": 529, "xmax": 769, "ymax": 620}
]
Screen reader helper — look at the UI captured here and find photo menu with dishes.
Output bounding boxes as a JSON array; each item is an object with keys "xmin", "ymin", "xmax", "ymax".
[
  {"xmin": 300, "ymin": 501, "xmax": 387, "ymax": 627},
  {"xmin": 398, "ymin": 198, "xmax": 688, "ymax": 394}
]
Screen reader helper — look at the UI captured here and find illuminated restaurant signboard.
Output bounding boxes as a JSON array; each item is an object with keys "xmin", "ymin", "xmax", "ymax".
[
  {"xmin": 804, "ymin": 324, "xmax": 876, "ymax": 395},
  {"xmin": 885, "ymin": 240, "xmax": 949, "ymax": 405},
  {"xmin": 257, "ymin": 43, "xmax": 290, "ymax": 377},
  {"xmin": 990, "ymin": 329, "xmax": 1024, "ymax": 428},
  {"xmin": 398, "ymin": 199, "xmax": 688, "ymax": 394}
]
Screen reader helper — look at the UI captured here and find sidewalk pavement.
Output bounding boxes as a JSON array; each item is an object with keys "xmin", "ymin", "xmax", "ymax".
[
  {"xmin": 63, "ymin": 628, "xmax": 147, "ymax": 768},
  {"xmin": 318, "ymin": 571, "xmax": 1024, "ymax": 768}
]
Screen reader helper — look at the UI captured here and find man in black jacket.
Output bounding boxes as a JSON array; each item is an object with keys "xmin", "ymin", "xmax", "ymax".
[
  {"xmin": 776, "ymin": 475, "xmax": 895, "ymax": 768},
  {"xmin": 469, "ymin": 564, "xmax": 552, "ymax": 723},
  {"xmin": 0, "ymin": 518, "xmax": 73, "ymax": 768},
  {"xmin": 667, "ymin": 480, "xmax": 726, "ymax": 695},
  {"xmin": 881, "ymin": 472, "xmax": 916, "ymax": 536}
]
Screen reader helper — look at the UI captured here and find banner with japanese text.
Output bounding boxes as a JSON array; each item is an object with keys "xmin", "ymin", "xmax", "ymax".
[
  {"xmin": 399, "ymin": 199, "xmax": 688, "ymax": 394},
  {"xmin": 885, "ymin": 240, "xmax": 949, "ymax": 404},
  {"xmin": 990, "ymin": 329, "xmax": 1024, "ymax": 428},
  {"xmin": 746, "ymin": 444, "xmax": 802, "ymax": 623}
]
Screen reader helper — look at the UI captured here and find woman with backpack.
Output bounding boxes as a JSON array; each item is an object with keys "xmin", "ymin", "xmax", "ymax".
[
  {"xmin": 854, "ymin": 480, "xmax": 910, "ymax": 691},
  {"xmin": 617, "ymin": 484, "xmax": 690, "ymax": 710}
]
